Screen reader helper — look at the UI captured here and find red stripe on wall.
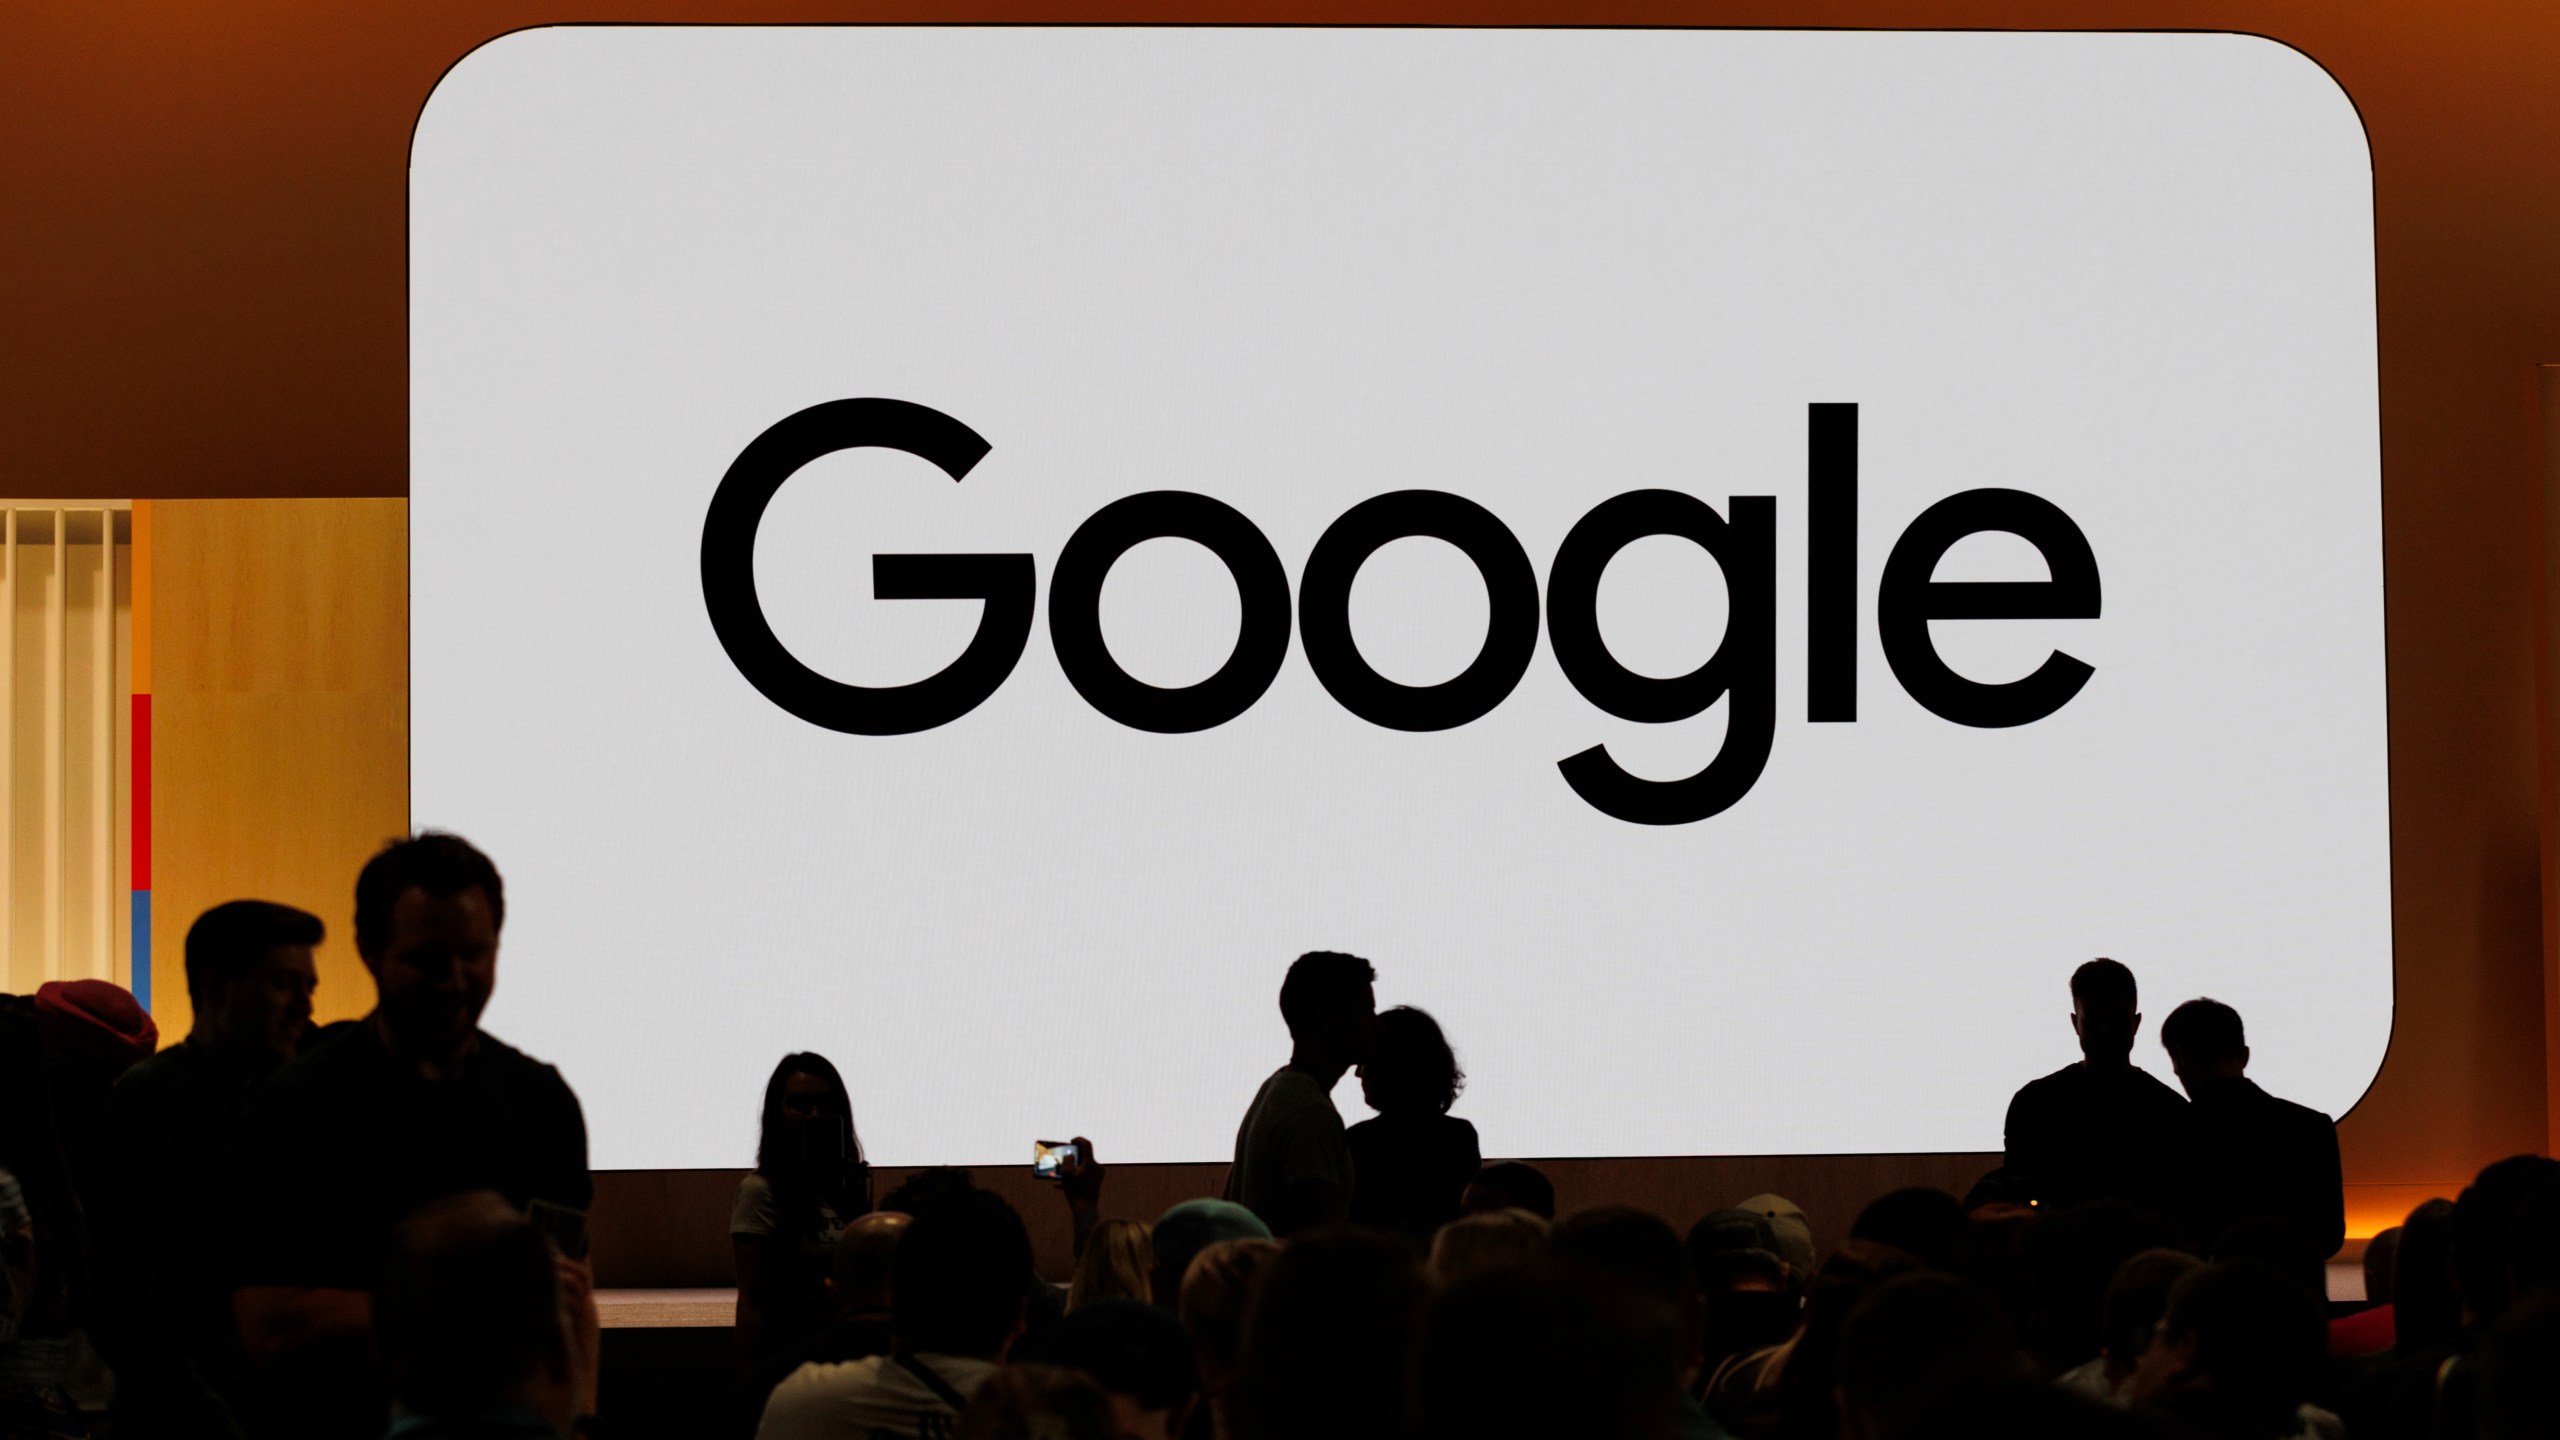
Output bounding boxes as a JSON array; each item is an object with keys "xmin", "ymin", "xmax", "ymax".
[{"xmin": 132, "ymin": 692, "xmax": 151, "ymax": 891}]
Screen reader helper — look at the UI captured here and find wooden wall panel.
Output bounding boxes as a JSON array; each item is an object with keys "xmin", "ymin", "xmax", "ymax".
[{"xmin": 150, "ymin": 499, "xmax": 407, "ymax": 1040}]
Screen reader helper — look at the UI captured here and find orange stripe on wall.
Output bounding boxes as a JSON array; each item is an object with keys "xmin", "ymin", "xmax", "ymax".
[{"xmin": 131, "ymin": 497, "xmax": 152, "ymax": 695}]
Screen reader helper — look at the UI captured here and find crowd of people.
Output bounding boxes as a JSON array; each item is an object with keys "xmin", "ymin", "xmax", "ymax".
[{"xmin": 1, "ymin": 833, "xmax": 2556, "ymax": 1440}]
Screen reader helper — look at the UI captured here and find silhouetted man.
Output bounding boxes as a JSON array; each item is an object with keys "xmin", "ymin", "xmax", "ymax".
[
  {"xmin": 374, "ymin": 1191, "xmax": 599, "ymax": 1440},
  {"xmin": 1223, "ymin": 951, "xmax": 1377, "ymax": 1235},
  {"xmin": 91, "ymin": 901, "xmax": 322, "ymax": 1439},
  {"xmin": 729, "ymin": 1210, "xmax": 910, "ymax": 1440},
  {"xmin": 228, "ymin": 834, "xmax": 592, "ymax": 1440},
  {"xmin": 2002, "ymin": 959, "xmax": 2188, "ymax": 1210},
  {"xmin": 2160, "ymin": 998, "xmax": 2344, "ymax": 1257}
]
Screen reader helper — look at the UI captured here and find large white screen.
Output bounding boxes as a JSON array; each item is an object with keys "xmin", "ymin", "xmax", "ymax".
[{"xmin": 410, "ymin": 27, "xmax": 2387, "ymax": 1170}]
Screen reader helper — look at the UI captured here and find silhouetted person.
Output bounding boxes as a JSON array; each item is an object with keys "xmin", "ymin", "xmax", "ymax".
[
  {"xmin": 1223, "ymin": 951, "xmax": 1376, "ymax": 1235},
  {"xmin": 1043, "ymin": 1298, "xmax": 1199, "ymax": 1440},
  {"xmin": 1686, "ymin": 1209, "xmax": 1797, "ymax": 1386},
  {"xmin": 91, "ymin": 901, "xmax": 321, "ymax": 1439},
  {"xmin": 733, "ymin": 1052, "xmax": 872, "ymax": 1369},
  {"xmin": 2126, "ymin": 1260, "xmax": 2328, "ymax": 1440},
  {"xmin": 373, "ymin": 1191, "xmax": 598, "ymax": 1440},
  {"xmin": 727, "ymin": 1211, "xmax": 909, "ymax": 1440},
  {"xmin": 1833, "ymin": 1272, "xmax": 2026, "ymax": 1440},
  {"xmin": 229, "ymin": 834, "xmax": 591, "ymax": 1440},
  {"xmin": 757, "ymin": 1190, "xmax": 1033, "ymax": 1439},
  {"xmin": 2001, "ymin": 959, "xmax": 2187, "ymax": 1210},
  {"xmin": 1848, "ymin": 1188, "xmax": 1969, "ymax": 1273},
  {"xmin": 1460, "ymin": 1161, "xmax": 1556, "ymax": 1220},
  {"xmin": 1231, "ymin": 1228, "xmax": 1426, "ymax": 1440},
  {"xmin": 2159, "ymin": 998, "xmax": 2345, "ymax": 1258},
  {"xmin": 1416, "ymin": 1264, "xmax": 1681, "ymax": 1440},
  {"xmin": 1148, "ymin": 1200, "xmax": 1270, "ymax": 1312},
  {"xmin": 1346, "ymin": 1006, "xmax": 1480, "ymax": 1240},
  {"xmin": 1177, "ymin": 1237, "xmax": 1279, "ymax": 1440},
  {"xmin": 1549, "ymin": 1206, "xmax": 1733, "ymax": 1440}
]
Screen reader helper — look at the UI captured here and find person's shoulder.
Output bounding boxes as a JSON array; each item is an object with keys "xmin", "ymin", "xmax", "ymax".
[
  {"xmin": 111, "ymin": 1041, "xmax": 200, "ymax": 1098},
  {"xmin": 471, "ymin": 1031, "xmax": 579, "ymax": 1097},
  {"xmin": 254, "ymin": 1020, "xmax": 378, "ymax": 1103},
  {"xmin": 2128, "ymin": 1065, "xmax": 2188, "ymax": 1105},
  {"xmin": 764, "ymin": 1353, "xmax": 890, "ymax": 1407},
  {"xmin": 2009, "ymin": 1063, "xmax": 2082, "ymax": 1104},
  {"xmin": 2265, "ymin": 1088, "xmax": 2336, "ymax": 1131}
]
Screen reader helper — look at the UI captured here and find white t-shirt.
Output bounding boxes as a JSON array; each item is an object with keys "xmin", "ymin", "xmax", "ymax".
[
  {"xmin": 1223, "ymin": 1066, "xmax": 1354, "ymax": 1228},
  {"xmin": 753, "ymin": 1352, "xmax": 998, "ymax": 1440},
  {"xmin": 730, "ymin": 1171, "xmax": 851, "ymax": 1243}
]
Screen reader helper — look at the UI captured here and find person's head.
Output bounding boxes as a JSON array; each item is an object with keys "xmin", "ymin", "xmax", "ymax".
[
  {"xmin": 1416, "ymin": 1264, "xmax": 1680, "ymax": 1440},
  {"xmin": 755, "ymin": 1051, "xmax": 865, "ymax": 1178},
  {"xmin": 1355, "ymin": 1005, "xmax": 1463, "ymax": 1118},
  {"xmin": 1150, "ymin": 1199, "xmax": 1271, "ymax": 1309},
  {"xmin": 1460, "ymin": 1161, "xmax": 1556, "ymax": 1220},
  {"xmin": 2455, "ymin": 1156, "xmax": 2560, "ymax": 1324},
  {"xmin": 2069, "ymin": 959, "xmax": 2141, "ymax": 1065},
  {"xmin": 1430, "ymin": 1207, "xmax": 1551, "ymax": 1285},
  {"xmin": 828, "ymin": 1210, "xmax": 908, "ymax": 1316},
  {"xmin": 1045, "ymin": 1297, "xmax": 1199, "ymax": 1440},
  {"xmin": 1550, "ymin": 1206, "xmax": 1705, "ymax": 1380},
  {"xmin": 1736, "ymin": 1194, "xmax": 1820, "ymax": 1281},
  {"xmin": 1773, "ymin": 1241, "xmax": 1920, "ymax": 1440},
  {"xmin": 957, "ymin": 1364, "xmax": 1119, "ymax": 1440},
  {"xmin": 2475, "ymin": 1294, "xmax": 2560, "ymax": 1440},
  {"xmin": 375, "ymin": 1191, "xmax": 580, "ymax": 1430},
  {"xmin": 1277, "ymin": 951, "xmax": 1377, "ymax": 1064},
  {"xmin": 1833, "ymin": 1272, "xmax": 2023, "ymax": 1440},
  {"xmin": 2097, "ymin": 1248, "xmax": 2199, "ymax": 1387},
  {"xmin": 2394, "ymin": 1197, "xmax": 2461, "ymax": 1350},
  {"xmin": 2158, "ymin": 998, "xmax": 2248, "ymax": 1094},
  {"xmin": 353, "ymin": 833, "xmax": 505, "ymax": 1058},
  {"xmin": 892, "ymin": 1189, "xmax": 1033, "ymax": 1360},
  {"xmin": 182, "ymin": 900, "xmax": 322, "ymax": 1069},
  {"xmin": 2125, "ymin": 1260, "xmax": 2326, "ymax": 1434},
  {"xmin": 1068, "ymin": 1218, "xmax": 1155, "ymax": 1313},
  {"xmin": 2362, "ymin": 1224, "xmax": 2402, "ymax": 1307},
  {"xmin": 879, "ymin": 1166, "xmax": 976, "ymax": 1216},
  {"xmin": 1233, "ymin": 1228, "xmax": 1428, "ymax": 1440},
  {"xmin": 1179, "ymin": 1237, "xmax": 1281, "ymax": 1395},
  {"xmin": 1849, "ymin": 1188, "xmax": 1969, "ymax": 1273}
]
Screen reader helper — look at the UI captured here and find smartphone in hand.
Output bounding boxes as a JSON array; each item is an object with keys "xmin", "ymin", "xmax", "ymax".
[{"xmin": 1032, "ymin": 1139, "xmax": 1080, "ymax": 1181}]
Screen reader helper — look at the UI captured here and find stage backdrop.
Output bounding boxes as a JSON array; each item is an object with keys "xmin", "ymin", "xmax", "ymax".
[{"xmin": 411, "ymin": 27, "xmax": 2386, "ymax": 1170}]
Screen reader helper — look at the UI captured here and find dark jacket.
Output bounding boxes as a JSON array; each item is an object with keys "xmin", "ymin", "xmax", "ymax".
[{"xmin": 2176, "ymin": 1075, "xmax": 2344, "ymax": 1256}]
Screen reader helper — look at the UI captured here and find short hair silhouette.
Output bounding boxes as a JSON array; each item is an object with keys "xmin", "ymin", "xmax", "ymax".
[
  {"xmin": 2159, "ymin": 998, "xmax": 2246, "ymax": 1062},
  {"xmin": 1464, "ymin": 1162, "xmax": 1556, "ymax": 1220},
  {"xmin": 1549, "ymin": 1206, "xmax": 1693, "ymax": 1311},
  {"xmin": 1429, "ymin": 1208, "xmax": 1550, "ymax": 1285},
  {"xmin": 879, "ymin": 1166, "xmax": 976, "ymax": 1216},
  {"xmin": 2455, "ymin": 1156, "xmax": 2560, "ymax": 1324},
  {"xmin": 183, "ymin": 899, "xmax": 323, "ymax": 1009},
  {"xmin": 1415, "ymin": 1265, "xmax": 1678, "ymax": 1440},
  {"xmin": 957, "ymin": 1364, "xmax": 1118, "ymax": 1440},
  {"xmin": 1361, "ymin": 1006, "xmax": 1464, "ymax": 1115},
  {"xmin": 2392, "ymin": 1198, "xmax": 2461, "ymax": 1352},
  {"xmin": 892, "ymin": 1189, "xmax": 1033, "ymax": 1356},
  {"xmin": 1277, "ymin": 951, "xmax": 1374, "ymax": 1037},
  {"xmin": 2101, "ymin": 1248, "xmax": 2199, "ymax": 1371},
  {"xmin": 1233, "ymin": 1228, "xmax": 1426, "ymax": 1440},
  {"xmin": 1836, "ymin": 1272, "xmax": 2024, "ymax": 1439},
  {"xmin": 1850, "ymin": 1188, "xmax": 1971, "ymax": 1272},
  {"xmin": 2070, "ymin": 958, "xmax": 2138, "ymax": 1011},
  {"xmin": 374, "ymin": 1191, "xmax": 564, "ymax": 1418},
  {"xmin": 355, "ymin": 832, "xmax": 505, "ymax": 957},
  {"xmin": 1044, "ymin": 1297, "xmax": 1198, "ymax": 1416},
  {"xmin": 2154, "ymin": 1260, "xmax": 2327, "ymax": 1435}
]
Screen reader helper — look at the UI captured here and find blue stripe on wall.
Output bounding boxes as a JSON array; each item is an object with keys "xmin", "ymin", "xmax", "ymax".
[{"xmin": 131, "ymin": 890, "xmax": 151, "ymax": 1011}]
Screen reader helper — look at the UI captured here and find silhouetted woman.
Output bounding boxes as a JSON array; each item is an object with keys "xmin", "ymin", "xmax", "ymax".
[
  {"xmin": 1345, "ymin": 1006, "xmax": 1480, "ymax": 1239},
  {"xmin": 732, "ymin": 1052, "xmax": 871, "ymax": 1369}
]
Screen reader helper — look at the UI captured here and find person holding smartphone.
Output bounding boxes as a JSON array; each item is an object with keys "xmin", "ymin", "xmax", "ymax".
[{"xmin": 733, "ymin": 1052, "xmax": 872, "ymax": 1370}]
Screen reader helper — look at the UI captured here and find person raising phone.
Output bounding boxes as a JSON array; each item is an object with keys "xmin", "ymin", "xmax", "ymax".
[{"xmin": 734, "ymin": 1052, "xmax": 873, "ymax": 1369}]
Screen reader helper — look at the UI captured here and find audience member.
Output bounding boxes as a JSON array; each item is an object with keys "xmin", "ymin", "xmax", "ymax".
[
  {"xmin": 1223, "ymin": 952, "xmax": 1376, "ymax": 1235},
  {"xmin": 89, "ymin": 900, "xmax": 319, "ymax": 1439},
  {"xmin": 1848, "ymin": 1189, "xmax": 1969, "ymax": 1273},
  {"xmin": 1733, "ymin": 1195, "xmax": 1819, "ymax": 1282},
  {"xmin": 758, "ymin": 1189, "xmax": 1033, "ymax": 1440},
  {"xmin": 1041, "ymin": 1298, "xmax": 1198, "ymax": 1440},
  {"xmin": 2125, "ymin": 1260, "xmax": 2329, "ymax": 1440},
  {"xmin": 880, "ymin": 1167, "xmax": 977, "ymax": 1216},
  {"xmin": 734, "ymin": 1052, "xmax": 873, "ymax": 1368},
  {"xmin": 1704, "ymin": 1240, "xmax": 1915, "ymax": 1440},
  {"xmin": 2055, "ymin": 1246, "xmax": 2198, "ymax": 1401},
  {"xmin": 1177, "ymin": 1238, "xmax": 1279, "ymax": 1440},
  {"xmin": 1067, "ymin": 1219, "xmax": 1153, "ymax": 1313},
  {"xmin": 372, "ymin": 1191, "xmax": 598, "ymax": 1440},
  {"xmin": 728, "ymin": 1211, "xmax": 909, "ymax": 1440},
  {"xmin": 1687, "ymin": 1209, "xmax": 1798, "ymax": 1387},
  {"xmin": 1549, "ymin": 1206, "xmax": 1731, "ymax": 1440},
  {"xmin": 2329, "ymin": 1222, "xmax": 2400, "ymax": 1357},
  {"xmin": 1460, "ymin": 1161, "xmax": 1556, "ymax": 1220},
  {"xmin": 1833, "ymin": 1272, "xmax": 2025, "ymax": 1440},
  {"xmin": 1345, "ymin": 1006, "xmax": 1481, "ymax": 1240},
  {"xmin": 1231, "ymin": 1228, "xmax": 1425, "ymax": 1440},
  {"xmin": 2021, "ymin": 1199, "xmax": 2186, "ymax": 1378},
  {"xmin": 954, "ymin": 1365, "xmax": 1117, "ymax": 1440},
  {"xmin": 2387, "ymin": 1197, "xmax": 2460, "ymax": 1355},
  {"xmin": 1415, "ymin": 1264, "xmax": 1681, "ymax": 1440},
  {"xmin": 2159, "ymin": 998, "xmax": 2345, "ymax": 1257},
  {"xmin": 1148, "ymin": 1201, "xmax": 1270, "ymax": 1312},
  {"xmin": 2001, "ymin": 959, "xmax": 2188, "ymax": 1211},
  {"xmin": 1428, "ymin": 1208, "xmax": 1550, "ymax": 1286},
  {"xmin": 229, "ymin": 834, "xmax": 590, "ymax": 1440},
  {"xmin": 2471, "ymin": 1294, "xmax": 2560, "ymax": 1440}
]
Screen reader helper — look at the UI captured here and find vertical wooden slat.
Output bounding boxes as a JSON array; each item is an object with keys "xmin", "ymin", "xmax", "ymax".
[
  {"xmin": 43, "ymin": 509, "xmax": 62, "ymax": 980},
  {"xmin": 93, "ymin": 511, "xmax": 112, "ymax": 981},
  {"xmin": 1, "ymin": 509, "xmax": 13, "ymax": 982}
]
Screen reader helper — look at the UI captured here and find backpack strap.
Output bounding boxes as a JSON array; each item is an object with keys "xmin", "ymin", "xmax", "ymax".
[{"xmin": 896, "ymin": 1353, "xmax": 973, "ymax": 1414}]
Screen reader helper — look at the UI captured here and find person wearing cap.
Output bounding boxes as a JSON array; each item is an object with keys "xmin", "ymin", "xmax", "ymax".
[
  {"xmin": 90, "ymin": 901, "xmax": 321, "ymax": 1439},
  {"xmin": 1148, "ymin": 1200, "xmax": 1271, "ymax": 1311}
]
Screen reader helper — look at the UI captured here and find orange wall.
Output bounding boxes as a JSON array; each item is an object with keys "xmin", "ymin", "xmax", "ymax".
[{"xmin": 8, "ymin": 1, "xmax": 2554, "ymax": 1220}]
